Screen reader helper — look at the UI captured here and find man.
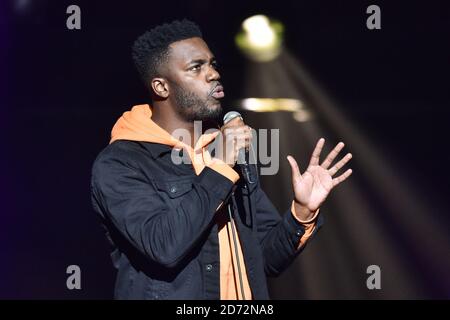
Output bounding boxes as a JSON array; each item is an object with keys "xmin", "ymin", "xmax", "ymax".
[{"xmin": 90, "ymin": 19, "xmax": 352, "ymax": 300}]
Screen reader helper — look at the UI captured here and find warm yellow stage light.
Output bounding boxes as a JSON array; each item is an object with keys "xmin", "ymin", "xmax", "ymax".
[
  {"xmin": 236, "ymin": 98, "xmax": 312, "ymax": 122},
  {"xmin": 235, "ymin": 15, "xmax": 284, "ymax": 62}
]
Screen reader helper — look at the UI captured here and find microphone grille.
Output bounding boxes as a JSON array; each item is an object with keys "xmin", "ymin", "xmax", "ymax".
[{"xmin": 223, "ymin": 111, "xmax": 243, "ymax": 124}]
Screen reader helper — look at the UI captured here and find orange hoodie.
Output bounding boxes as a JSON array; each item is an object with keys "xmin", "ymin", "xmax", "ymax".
[{"xmin": 110, "ymin": 104, "xmax": 252, "ymax": 300}]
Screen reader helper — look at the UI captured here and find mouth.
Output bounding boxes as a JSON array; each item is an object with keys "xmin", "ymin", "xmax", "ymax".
[{"xmin": 211, "ymin": 85, "xmax": 225, "ymax": 99}]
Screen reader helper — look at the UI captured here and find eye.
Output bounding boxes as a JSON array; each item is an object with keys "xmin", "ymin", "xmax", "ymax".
[{"xmin": 189, "ymin": 64, "xmax": 201, "ymax": 72}]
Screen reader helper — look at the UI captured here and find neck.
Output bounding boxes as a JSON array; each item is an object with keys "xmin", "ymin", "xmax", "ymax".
[{"xmin": 151, "ymin": 101, "xmax": 196, "ymax": 147}]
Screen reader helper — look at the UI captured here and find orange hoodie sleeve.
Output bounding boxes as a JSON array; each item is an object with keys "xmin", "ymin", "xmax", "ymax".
[
  {"xmin": 291, "ymin": 201, "xmax": 320, "ymax": 249},
  {"xmin": 208, "ymin": 159, "xmax": 240, "ymax": 184},
  {"xmin": 197, "ymin": 139, "xmax": 240, "ymax": 184}
]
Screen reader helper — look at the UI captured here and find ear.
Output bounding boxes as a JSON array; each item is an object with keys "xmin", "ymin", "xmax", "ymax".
[{"xmin": 150, "ymin": 78, "xmax": 169, "ymax": 99}]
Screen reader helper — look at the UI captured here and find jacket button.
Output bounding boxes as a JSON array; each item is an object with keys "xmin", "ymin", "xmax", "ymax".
[
  {"xmin": 170, "ymin": 186, "xmax": 177, "ymax": 193},
  {"xmin": 205, "ymin": 264, "xmax": 213, "ymax": 272},
  {"xmin": 296, "ymin": 230, "xmax": 303, "ymax": 237}
]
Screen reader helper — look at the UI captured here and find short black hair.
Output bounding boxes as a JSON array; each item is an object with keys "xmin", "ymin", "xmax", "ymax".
[{"xmin": 131, "ymin": 19, "xmax": 203, "ymax": 88}]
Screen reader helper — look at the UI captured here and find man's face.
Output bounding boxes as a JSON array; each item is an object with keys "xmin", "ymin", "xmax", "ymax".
[{"xmin": 165, "ymin": 37, "xmax": 224, "ymax": 122}]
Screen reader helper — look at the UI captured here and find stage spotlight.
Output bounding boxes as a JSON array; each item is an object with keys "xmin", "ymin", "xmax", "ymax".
[{"xmin": 235, "ymin": 15, "xmax": 284, "ymax": 62}]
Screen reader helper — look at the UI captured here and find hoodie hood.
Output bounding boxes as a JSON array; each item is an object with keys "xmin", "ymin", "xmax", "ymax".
[{"xmin": 111, "ymin": 104, "xmax": 184, "ymax": 148}]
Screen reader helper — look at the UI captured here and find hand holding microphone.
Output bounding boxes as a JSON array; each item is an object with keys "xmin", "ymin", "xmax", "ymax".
[
  {"xmin": 219, "ymin": 111, "xmax": 255, "ymax": 185},
  {"xmin": 218, "ymin": 111, "xmax": 253, "ymax": 168}
]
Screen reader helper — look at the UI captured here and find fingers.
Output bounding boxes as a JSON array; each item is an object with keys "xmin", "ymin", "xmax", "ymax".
[
  {"xmin": 224, "ymin": 126, "xmax": 252, "ymax": 148},
  {"xmin": 332, "ymin": 169, "xmax": 353, "ymax": 187},
  {"xmin": 233, "ymin": 133, "xmax": 251, "ymax": 150},
  {"xmin": 222, "ymin": 126, "xmax": 253, "ymax": 164},
  {"xmin": 222, "ymin": 116, "xmax": 244, "ymax": 129},
  {"xmin": 328, "ymin": 153, "xmax": 352, "ymax": 176},
  {"xmin": 287, "ymin": 155, "xmax": 302, "ymax": 184},
  {"xmin": 195, "ymin": 131, "xmax": 220, "ymax": 149},
  {"xmin": 321, "ymin": 142, "xmax": 345, "ymax": 169},
  {"xmin": 309, "ymin": 138, "xmax": 325, "ymax": 166},
  {"xmin": 223, "ymin": 125, "xmax": 252, "ymax": 136}
]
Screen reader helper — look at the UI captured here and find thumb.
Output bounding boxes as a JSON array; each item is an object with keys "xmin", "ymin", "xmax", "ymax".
[{"xmin": 287, "ymin": 155, "xmax": 302, "ymax": 185}]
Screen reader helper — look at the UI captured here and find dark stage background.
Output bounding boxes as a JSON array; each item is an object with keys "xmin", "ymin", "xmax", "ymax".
[{"xmin": 1, "ymin": 0, "xmax": 449, "ymax": 299}]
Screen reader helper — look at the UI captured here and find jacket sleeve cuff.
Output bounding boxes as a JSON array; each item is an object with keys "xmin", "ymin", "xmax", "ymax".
[
  {"xmin": 207, "ymin": 159, "xmax": 240, "ymax": 184},
  {"xmin": 195, "ymin": 166, "xmax": 236, "ymax": 202},
  {"xmin": 290, "ymin": 201, "xmax": 321, "ymax": 249},
  {"xmin": 295, "ymin": 221, "xmax": 317, "ymax": 249}
]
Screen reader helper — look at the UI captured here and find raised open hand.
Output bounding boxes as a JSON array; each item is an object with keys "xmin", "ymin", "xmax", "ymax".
[{"xmin": 287, "ymin": 138, "xmax": 353, "ymax": 216}]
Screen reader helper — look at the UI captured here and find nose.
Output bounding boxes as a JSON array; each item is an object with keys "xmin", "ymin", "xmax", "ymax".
[{"xmin": 206, "ymin": 65, "xmax": 220, "ymax": 82}]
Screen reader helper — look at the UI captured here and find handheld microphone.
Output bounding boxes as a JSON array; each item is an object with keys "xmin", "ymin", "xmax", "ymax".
[{"xmin": 223, "ymin": 111, "xmax": 255, "ymax": 184}]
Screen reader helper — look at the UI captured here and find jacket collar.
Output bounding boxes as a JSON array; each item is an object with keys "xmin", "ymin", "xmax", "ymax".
[{"xmin": 141, "ymin": 141, "xmax": 183, "ymax": 160}]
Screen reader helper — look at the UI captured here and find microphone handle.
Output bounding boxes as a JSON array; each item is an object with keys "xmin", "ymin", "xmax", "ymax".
[
  {"xmin": 237, "ymin": 148, "xmax": 255, "ymax": 184},
  {"xmin": 237, "ymin": 147, "xmax": 247, "ymax": 166}
]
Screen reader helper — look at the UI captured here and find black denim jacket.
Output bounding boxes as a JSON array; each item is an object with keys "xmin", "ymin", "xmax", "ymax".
[{"xmin": 90, "ymin": 140, "xmax": 323, "ymax": 299}]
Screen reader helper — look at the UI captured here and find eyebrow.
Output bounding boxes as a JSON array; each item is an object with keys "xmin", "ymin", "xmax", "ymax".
[{"xmin": 187, "ymin": 57, "xmax": 217, "ymax": 67}]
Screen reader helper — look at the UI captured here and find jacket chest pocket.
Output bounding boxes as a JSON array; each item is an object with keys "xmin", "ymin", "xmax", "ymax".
[{"xmin": 153, "ymin": 178, "xmax": 194, "ymax": 208}]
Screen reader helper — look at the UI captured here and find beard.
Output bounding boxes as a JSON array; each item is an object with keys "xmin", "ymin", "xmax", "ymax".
[{"xmin": 170, "ymin": 81, "xmax": 223, "ymax": 122}]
